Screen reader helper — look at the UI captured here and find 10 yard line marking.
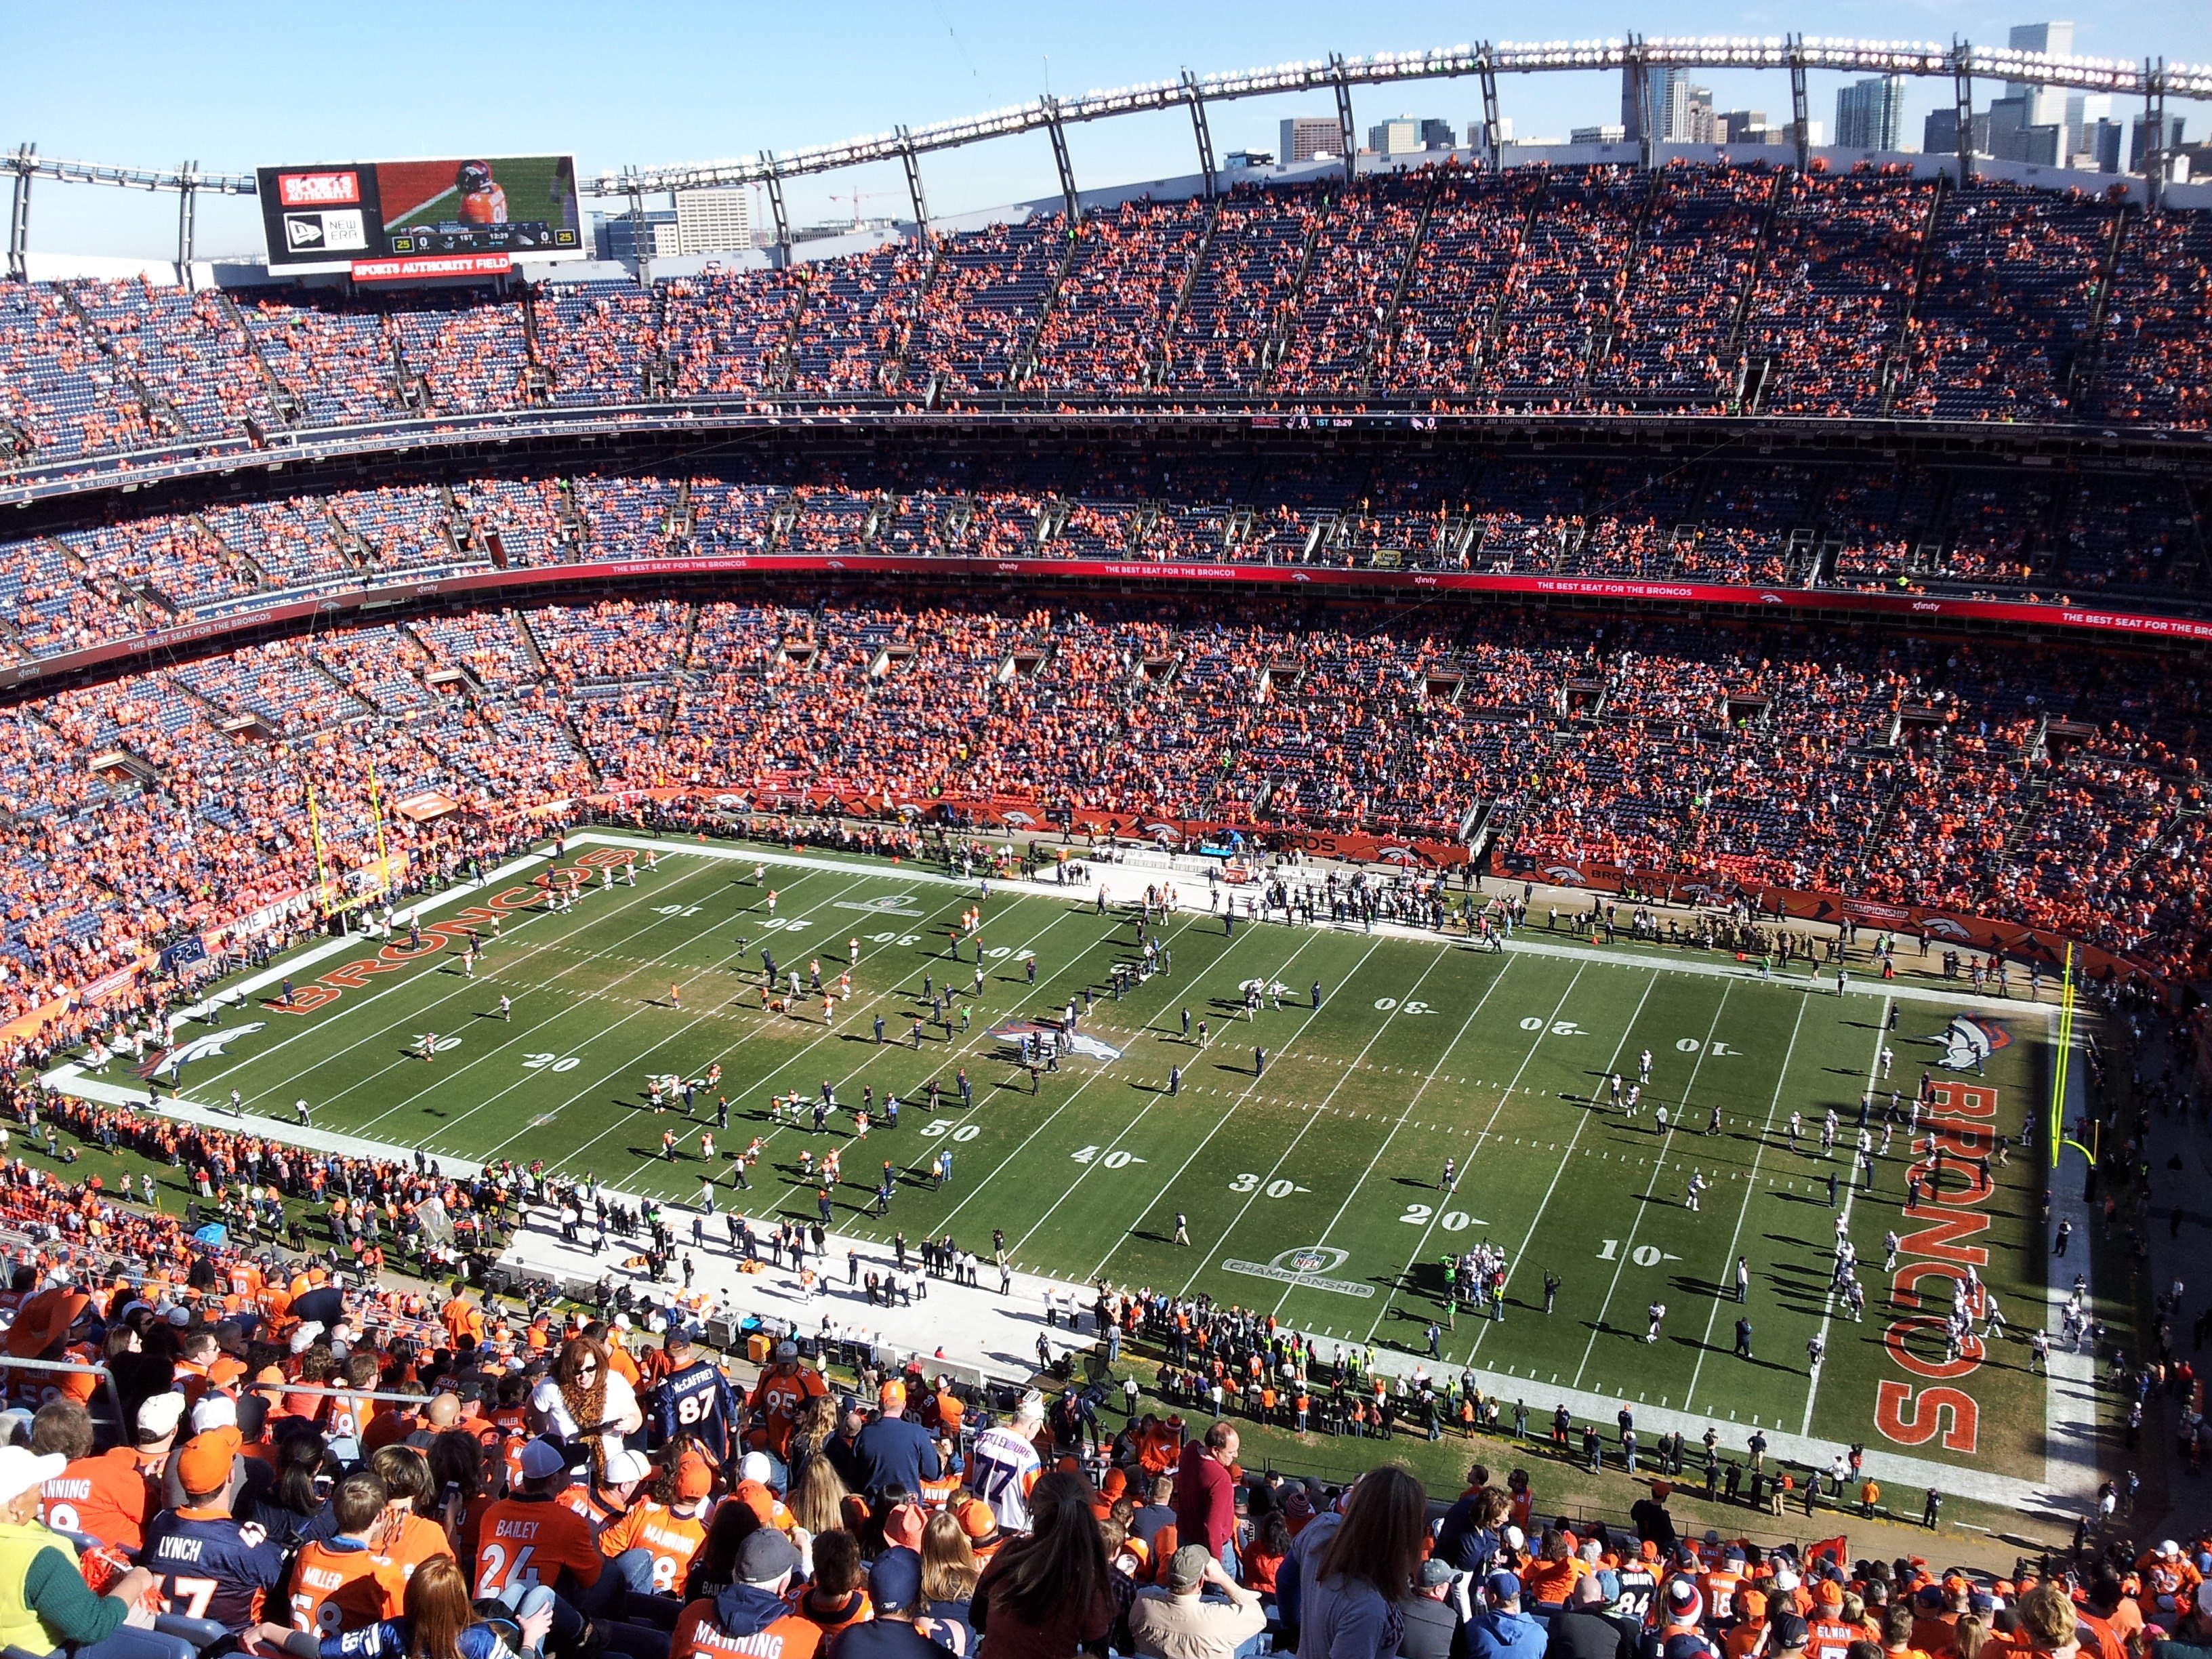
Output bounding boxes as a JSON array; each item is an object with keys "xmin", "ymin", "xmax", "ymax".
[
  {"xmin": 1345, "ymin": 956, "xmax": 1557, "ymax": 1345},
  {"xmin": 1472, "ymin": 968, "xmax": 1660, "ymax": 1363},
  {"xmin": 1074, "ymin": 935, "xmax": 1388, "ymax": 1287},
  {"xmin": 1683, "ymin": 991, "xmax": 1809, "ymax": 1410},
  {"xmin": 1568, "ymin": 982, "xmax": 1732, "ymax": 1389},
  {"xmin": 1799, "ymin": 991, "xmax": 1892, "ymax": 1436},
  {"xmin": 1184, "ymin": 943, "xmax": 1454, "ymax": 1303}
]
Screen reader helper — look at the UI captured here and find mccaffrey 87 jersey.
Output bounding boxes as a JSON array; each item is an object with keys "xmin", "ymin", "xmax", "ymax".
[{"xmin": 657, "ymin": 1358, "xmax": 739, "ymax": 1458}]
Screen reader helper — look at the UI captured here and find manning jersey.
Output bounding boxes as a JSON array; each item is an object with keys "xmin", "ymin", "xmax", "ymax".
[
  {"xmin": 43, "ymin": 1447, "xmax": 156, "ymax": 1553},
  {"xmin": 597, "ymin": 1500, "xmax": 709, "ymax": 1595},
  {"xmin": 142, "ymin": 1505, "xmax": 288, "ymax": 1631},
  {"xmin": 966, "ymin": 1421, "xmax": 1044, "ymax": 1534},
  {"xmin": 657, "ymin": 1359, "xmax": 739, "ymax": 1457}
]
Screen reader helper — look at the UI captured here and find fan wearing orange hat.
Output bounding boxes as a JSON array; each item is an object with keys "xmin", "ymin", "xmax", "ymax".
[
  {"xmin": 141, "ymin": 1429, "xmax": 289, "ymax": 1631},
  {"xmin": 597, "ymin": 1450, "xmax": 717, "ymax": 1596},
  {"xmin": 851, "ymin": 1380, "xmax": 941, "ymax": 1503}
]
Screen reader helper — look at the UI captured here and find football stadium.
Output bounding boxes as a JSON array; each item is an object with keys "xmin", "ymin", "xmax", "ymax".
[{"xmin": 0, "ymin": 16, "xmax": 2207, "ymax": 1659}]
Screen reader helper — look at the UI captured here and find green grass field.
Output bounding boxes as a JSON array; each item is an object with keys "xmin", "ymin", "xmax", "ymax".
[{"xmin": 58, "ymin": 832, "xmax": 2062, "ymax": 1483}]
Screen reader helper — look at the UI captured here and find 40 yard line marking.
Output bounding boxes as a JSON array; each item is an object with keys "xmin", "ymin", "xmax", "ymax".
[
  {"xmin": 1073, "ymin": 934, "xmax": 1390, "ymax": 1286},
  {"xmin": 1799, "ymin": 991, "xmax": 1893, "ymax": 1437},
  {"xmin": 1683, "ymin": 991, "xmax": 1809, "ymax": 1411}
]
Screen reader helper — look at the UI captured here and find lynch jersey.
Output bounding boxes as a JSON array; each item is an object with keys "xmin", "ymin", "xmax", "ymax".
[
  {"xmin": 966, "ymin": 1422, "xmax": 1043, "ymax": 1534},
  {"xmin": 657, "ymin": 1359, "xmax": 739, "ymax": 1456},
  {"xmin": 142, "ymin": 1506, "xmax": 288, "ymax": 1631}
]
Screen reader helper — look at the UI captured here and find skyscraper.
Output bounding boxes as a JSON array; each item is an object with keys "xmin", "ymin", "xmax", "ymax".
[
  {"xmin": 2007, "ymin": 22, "xmax": 2075, "ymax": 131},
  {"xmin": 1279, "ymin": 117, "xmax": 1343, "ymax": 163},
  {"xmin": 1835, "ymin": 76, "xmax": 1906, "ymax": 151},
  {"xmin": 1620, "ymin": 64, "xmax": 1677, "ymax": 143}
]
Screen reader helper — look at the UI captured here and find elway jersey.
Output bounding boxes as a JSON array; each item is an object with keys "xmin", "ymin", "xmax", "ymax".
[
  {"xmin": 657, "ymin": 1359, "xmax": 739, "ymax": 1456},
  {"xmin": 966, "ymin": 1422, "xmax": 1043, "ymax": 1534},
  {"xmin": 142, "ymin": 1505, "xmax": 288, "ymax": 1629}
]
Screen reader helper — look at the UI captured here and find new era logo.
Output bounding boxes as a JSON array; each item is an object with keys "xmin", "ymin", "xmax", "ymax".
[{"xmin": 285, "ymin": 216, "xmax": 325, "ymax": 249}]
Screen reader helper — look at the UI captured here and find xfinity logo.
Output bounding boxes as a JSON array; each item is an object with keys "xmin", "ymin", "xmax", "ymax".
[{"xmin": 276, "ymin": 171, "xmax": 360, "ymax": 207}]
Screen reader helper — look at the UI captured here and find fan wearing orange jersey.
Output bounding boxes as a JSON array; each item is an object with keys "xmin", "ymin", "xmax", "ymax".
[
  {"xmin": 365, "ymin": 1444, "xmax": 457, "ymax": 1586},
  {"xmin": 39, "ymin": 1396, "xmax": 160, "ymax": 1553},
  {"xmin": 599, "ymin": 1452, "xmax": 715, "ymax": 1596},
  {"xmin": 473, "ymin": 1438, "xmax": 602, "ymax": 1604},
  {"xmin": 744, "ymin": 1344, "xmax": 828, "ymax": 1460},
  {"xmin": 289, "ymin": 1471, "xmax": 409, "ymax": 1634},
  {"xmin": 560, "ymin": 1446, "xmax": 653, "ymax": 1540}
]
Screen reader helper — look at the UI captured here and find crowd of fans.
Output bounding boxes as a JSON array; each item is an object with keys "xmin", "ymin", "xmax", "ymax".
[
  {"xmin": 0, "ymin": 592, "xmax": 2198, "ymax": 1048},
  {"xmin": 5, "ymin": 163, "xmax": 2209, "ymax": 474},
  {"xmin": 0, "ymin": 448, "xmax": 2203, "ymax": 665}
]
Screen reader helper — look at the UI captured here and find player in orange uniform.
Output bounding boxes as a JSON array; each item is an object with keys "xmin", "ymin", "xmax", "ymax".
[
  {"xmin": 598, "ymin": 1451, "xmax": 715, "ymax": 1595},
  {"xmin": 744, "ymin": 1342, "xmax": 828, "ymax": 1462},
  {"xmin": 455, "ymin": 161, "xmax": 507, "ymax": 225}
]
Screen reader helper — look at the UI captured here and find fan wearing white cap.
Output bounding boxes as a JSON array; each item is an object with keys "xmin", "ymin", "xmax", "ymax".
[
  {"xmin": 0, "ymin": 1443, "xmax": 158, "ymax": 1652},
  {"xmin": 556, "ymin": 1446, "xmax": 652, "ymax": 1538}
]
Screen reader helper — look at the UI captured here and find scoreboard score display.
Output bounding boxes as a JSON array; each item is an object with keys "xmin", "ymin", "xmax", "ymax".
[{"xmin": 257, "ymin": 155, "xmax": 583, "ymax": 280}]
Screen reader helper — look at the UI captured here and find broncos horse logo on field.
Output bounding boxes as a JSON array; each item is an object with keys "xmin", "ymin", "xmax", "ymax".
[
  {"xmin": 1921, "ymin": 1012, "xmax": 2012, "ymax": 1073},
  {"xmin": 136, "ymin": 1021, "xmax": 268, "ymax": 1080},
  {"xmin": 988, "ymin": 1017, "xmax": 1123, "ymax": 1065}
]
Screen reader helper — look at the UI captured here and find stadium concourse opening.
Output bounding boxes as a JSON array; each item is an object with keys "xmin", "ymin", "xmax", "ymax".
[{"xmin": 0, "ymin": 81, "xmax": 2207, "ymax": 1659}]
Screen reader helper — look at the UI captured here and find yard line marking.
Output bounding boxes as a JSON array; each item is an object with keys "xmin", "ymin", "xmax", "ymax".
[
  {"xmin": 1684, "ymin": 991, "xmax": 1809, "ymax": 1410},
  {"xmin": 1568, "ymin": 983, "xmax": 1732, "ymax": 1389},
  {"xmin": 1800, "ymin": 992, "xmax": 1893, "ymax": 1436},
  {"xmin": 192, "ymin": 853, "xmax": 733, "ymax": 1094},
  {"xmin": 1471, "ymin": 968, "xmax": 1661, "ymax": 1364},
  {"xmin": 1361, "ymin": 962, "xmax": 1579, "ymax": 1343},
  {"xmin": 1072, "ymin": 936, "xmax": 1389, "ymax": 1286},
  {"xmin": 1183, "ymin": 945, "xmax": 1456, "ymax": 1303},
  {"xmin": 1016, "ymin": 929, "xmax": 1331, "ymax": 1261}
]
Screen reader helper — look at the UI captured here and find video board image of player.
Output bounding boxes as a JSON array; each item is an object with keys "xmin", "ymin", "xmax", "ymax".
[{"xmin": 377, "ymin": 155, "xmax": 581, "ymax": 258}]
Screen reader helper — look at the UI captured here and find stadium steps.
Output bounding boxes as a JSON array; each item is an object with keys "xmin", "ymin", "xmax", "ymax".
[
  {"xmin": 516, "ymin": 287, "xmax": 555, "ymax": 405},
  {"xmin": 1876, "ymin": 175, "xmax": 1952, "ymax": 415},
  {"xmin": 1580, "ymin": 166, "xmax": 1664, "ymax": 386},
  {"xmin": 1721, "ymin": 170, "xmax": 1793, "ymax": 416},
  {"xmin": 882, "ymin": 236, "xmax": 950, "ymax": 394},
  {"xmin": 1471, "ymin": 186, "xmax": 1547, "ymax": 380},
  {"xmin": 1255, "ymin": 208, "xmax": 1329, "ymax": 388},
  {"xmin": 1146, "ymin": 199, "xmax": 1222, "ymax": 387},
  {"xmin": 1980, "ymin": 773, "xmax": 2053, "ymax": 906},
  {"xmin": 2166, "ymin": 479, "xmax": 2212, "ymax": 593},
  {"xmin": 54, "ymin": 282, "xmax": 185, "ymax": 441},
  {"xmin": 1010, "ymin": 222, "xmax": 1085, "ymax": 388},
  {"xmin": 510, "ymin": 609, "xmax": 552, "ymax": 680},
  {"xmin": 188, "ymin": 513, "xmax": 270, "ymax": 590},
  {"xmin": 656, "ymin": 605, "xmax": 705, "ymax": 743},
  {"xmin": 212, "ymin": 289, "xmax": 303, "ymax": 426},
  {"xmin": 1357, "ymin": 167, "xmax": 1446, "ymax": 394},
  {"xmin": 2064, "ymin": 205, "xmax": 2137, "ymax": 413}
]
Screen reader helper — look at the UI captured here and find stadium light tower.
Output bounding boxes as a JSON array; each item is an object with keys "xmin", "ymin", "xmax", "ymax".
[
  {"xmin": 1477, "ymin": 47, "xmax": 1502, "ymax": 163},
  {"xmin": 1330, "ymin": 54, "xmax": 1357, "ymax": 181},
  {"xmin": 760, "ymin": 152, "xmax": 792, "ymax": 262},
  {"xmin": 896, "ymin": 126, "xmax": 930, "ymax": 243},
  {"xmin": 1787, "ymin": 37, "xmax": 1811, "ymax": 171},
  {"xmin": 7, "ymin": 144, "xmax": 31, "ymax": 282},
  {"xmin": 176, "ymin": 159, "xmax": 197, "ymax": 287},
  {"xmin": 1953, "ymin": 40, "xmax": 1975, "ymax": 183},
  {"xmin": 1042, "ymin": 96, "xmax": 1079, "ymax": 223},
  {"xmin": 1182, "ymin": 70, "xmax": 1217, "ymax": 199}
]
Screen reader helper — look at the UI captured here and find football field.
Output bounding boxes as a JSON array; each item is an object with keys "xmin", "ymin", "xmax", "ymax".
[{"xmin": 62, "ymin": 832, "xmax": 2063, "ymax": 1484}]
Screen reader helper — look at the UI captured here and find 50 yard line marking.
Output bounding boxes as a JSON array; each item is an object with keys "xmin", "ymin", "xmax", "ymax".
[
  {"xmin": 1359, "ymin": 960, "xmax": 1576, "ymax": 1344},
  {"xmin": 1568, "ymin": 982, "xmax": 1732, "ymax": 1389},
  {"xmin": 1683, "ymin": 991, "xmax": 1809, "ymax": 1412},
  {"xmin": 1799, "ymin": 991, "xmax": 1893, "ymax": 1436}
]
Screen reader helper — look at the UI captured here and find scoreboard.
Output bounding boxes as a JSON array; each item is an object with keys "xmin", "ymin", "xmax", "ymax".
[{"xmin": 256, "ymin": 154, "xmax": 583, "ymax": 281}]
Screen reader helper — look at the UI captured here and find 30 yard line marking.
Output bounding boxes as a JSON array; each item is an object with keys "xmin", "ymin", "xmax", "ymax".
[
  {"xmin": 1683, "ymin": 992, "xmax": 1809, "ymax": 1410},
  {"xmin": 1800, "ymin": 992, "xmax": 1893, "ymax": 1436},
  {"xmin": 1568, "ymin": 982, "xmax": 1732, "ymax": 1389},
  {"xmin": 1074, "ymin": 935, "xmax": 1389, "ymax": 1286},
  {"xmin": 1013, "ymin": 928, "xmax": 1331, "ymax": 1260},
  {"xmin": 1355, "ymin": 959, "xmax": 1565, "ymax": 1342},
  {"xmin": 1187, "ymin": 943, "xmax": 1456, "ymax": 1303}
]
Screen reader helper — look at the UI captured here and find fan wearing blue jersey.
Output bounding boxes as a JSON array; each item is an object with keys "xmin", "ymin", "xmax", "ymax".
[
  {"xmin": 142, "ymin": 1430, "xmax": 287, "ymax": 1632},
  {"xmin": 654, "ymin": 1333, "xmax": 738, "ymax": 1466}
]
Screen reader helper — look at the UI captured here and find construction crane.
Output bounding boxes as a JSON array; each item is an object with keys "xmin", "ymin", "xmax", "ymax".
[{"xmin": 826, "ymin": 189, "xmax": 893, "ymax": 229}]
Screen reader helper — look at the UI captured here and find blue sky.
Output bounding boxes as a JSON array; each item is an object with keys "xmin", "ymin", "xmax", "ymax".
[{"xmin": 12, "ymin": 1, "xmax": 2207, "ymax": 260}]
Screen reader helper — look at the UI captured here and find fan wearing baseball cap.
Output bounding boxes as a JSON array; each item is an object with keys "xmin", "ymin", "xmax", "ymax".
[
  {"xmin": 0, "ymin": 1442, "xmax": 159, "ymax": 1654},
  {"xmin": 140, "ymin": 1429, "xmax": 288, "ymax": 1631},
  {"xmin": 669, "ymin": 1525, "xmax": 821, "ymax": 1659},
  {"xmin": 597, "ymin": 1452, "xmax": 716, "ymax": 1596},
  {"xmin": 744, "ymin": 1343, "xmax": 828, "ymax": 1462},
  {"xmin": 471, "ymin": 1438, "xmax": 607, "ymax": 1647},
  {"xmin": 851, "ymin": 1381, "xmax": 941, "ymax": 1503}
]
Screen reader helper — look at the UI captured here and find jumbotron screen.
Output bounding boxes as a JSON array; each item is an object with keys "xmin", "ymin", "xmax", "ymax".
[{"xmin": 255, "ymin": 155, "xmax": 583, "ymax": 280}]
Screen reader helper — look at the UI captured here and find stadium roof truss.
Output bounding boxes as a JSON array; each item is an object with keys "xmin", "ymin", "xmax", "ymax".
[{"xmin": 9, "ymin": 35, "xmax": 2212, "ymax": 270}]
